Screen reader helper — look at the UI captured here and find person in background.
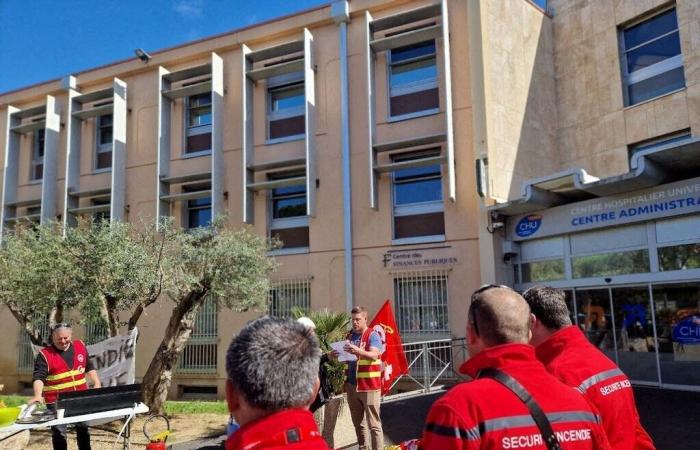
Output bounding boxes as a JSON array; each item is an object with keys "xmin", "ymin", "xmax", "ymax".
[
  {"xmin": 524, "ymin": 286, "xmax": 655, "ymax": 450},
  {"xmin": 224, "ymin": 316, "xmax": 330, "ymax": 450},
  {"xmin": 297, "ymin": 317, "xmax": 333, "ymax": 412},
  {"xmin": 28, "ymin": 323, "xmax": 101, "ymax": 450},
  {"xmin": 422, "ymin": 285, "xmax": 610, "ymax": 450}
]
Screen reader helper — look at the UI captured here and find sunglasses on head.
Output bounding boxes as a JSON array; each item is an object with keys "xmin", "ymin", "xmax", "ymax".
[{"xmin": 51, "ymin": 323, "xmax": 71, "ymax": 332}]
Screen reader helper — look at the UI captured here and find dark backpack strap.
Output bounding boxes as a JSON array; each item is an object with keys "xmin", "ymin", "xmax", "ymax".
[{"xmin": 479, "ymin": 368, "xmax": 562, "ymax": 450}]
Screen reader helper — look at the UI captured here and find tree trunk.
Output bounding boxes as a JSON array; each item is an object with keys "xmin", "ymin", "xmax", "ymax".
[
  {"xmin": 6, "ymin": 303, "xmax": 45, "ymax": 346},
  {"xmin": 104, "ymin": 295, "xmax": 119, "ymax": 337},
  {"xmin": 141, "ymin": 289, "xmax": 208, "ymax": 414}
]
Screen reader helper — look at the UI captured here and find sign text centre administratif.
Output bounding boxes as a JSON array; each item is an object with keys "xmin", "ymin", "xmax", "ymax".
[{"xmin": 508, "ymin": 177, "xmax": 700, "ymax": 241}]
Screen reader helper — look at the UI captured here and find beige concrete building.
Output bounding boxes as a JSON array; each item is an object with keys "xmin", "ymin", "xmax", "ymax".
[{"xmin": 1, "ymin": 0, "xmax": 698, "ymax": 397}]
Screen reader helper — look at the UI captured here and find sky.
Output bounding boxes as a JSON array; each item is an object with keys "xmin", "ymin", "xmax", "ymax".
[{"xmin": 0, "ymin": 0, "xmax": 330, "ymax": 94}]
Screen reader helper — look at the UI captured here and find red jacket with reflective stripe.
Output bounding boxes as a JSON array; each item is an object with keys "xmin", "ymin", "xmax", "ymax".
[
  {"xmin": 40, "ymin": 340, "xmax": 89, "ymax": 404},
  {"xmin": 421, "ymin": 344, "xmax": 611, "ymax": 450},
  {"xmin": 225, "ymin": 408, "xmax": 330, "ymax": 450},
  {"xmin": 536, "ymin": 326, "xmax": 655, "ymax": 450}
]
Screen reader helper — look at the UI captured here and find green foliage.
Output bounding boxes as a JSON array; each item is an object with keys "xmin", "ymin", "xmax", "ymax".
[
  {"xmin": 164, "ymin": 400, "xmax": 228, "ymax": 415},
  {"xmin": 292, "ymin": 308, "xmax": 350, "ymax": 395}
]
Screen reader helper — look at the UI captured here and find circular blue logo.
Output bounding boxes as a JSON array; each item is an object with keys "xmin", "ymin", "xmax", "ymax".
[{"xmin": 515, "ymin": 214, "xmax": 542, "ymax": 238}]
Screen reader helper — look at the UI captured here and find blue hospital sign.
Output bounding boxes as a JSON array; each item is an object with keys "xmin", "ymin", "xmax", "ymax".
[
  {"xmin": 672, "ymin": 314, "xmax": 700, "ymax": 345},
  {"xmin": 515, "ymin": 214, "xmax": 542, "ymax": 238}
]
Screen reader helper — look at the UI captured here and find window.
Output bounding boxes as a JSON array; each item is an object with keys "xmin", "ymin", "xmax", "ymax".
[
  {"xmin": 31, "ymin": 129, "xmax": 44, "ymax": 181},
  {"xmin": 394, "ymin": 270, "xmax": 449, "ymax": 335},
  {"xmin": 267, "ymin": 78, "xmax": 305, "ymax": 141},
  {"xmin": 268, "ymin": 278, "xmax": 311, "ymax": 318},
  {"xmin": 185, "ymin": 92, "xmax": 212, "ymax": 154},
  {"xmin": 184, "ymin": 184, "xmax": 212, "ymax": 229},
  {"xmin": 392, "ymin": 152, "xmax": 444, "ymax": 242},
  {"xmin": 628, "ymin": 130, "xmax": 691, "ymax": 162},
  {"xmin": 270, "ymin": 177, "xmax": 309, "ymax": 250},
  {"xmin": 178, "ymin": 296, "xmax": 218, "ymax": 374},
  {"xmin": 389, "ymin": 40, "xmax": 439, "ymax": 118},
  {"xmin": 621, "ymin": 8, "xmax": 684, "ymax": 105},
  {"xmin": 17, "ymin": 315, "xmax": 49, "ymax": 372},
  {"xmin": 95, "ymin": 114, "xmax": 113, "ymax": 170},
  {"xmin": 92, "ymin": 198, "xmax": 110, "ymax": 222}
]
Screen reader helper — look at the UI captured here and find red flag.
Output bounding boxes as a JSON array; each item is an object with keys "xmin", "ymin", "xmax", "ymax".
[{"xmin": 370, "ymin": 300, "xmax": 409, "ymax": 396}]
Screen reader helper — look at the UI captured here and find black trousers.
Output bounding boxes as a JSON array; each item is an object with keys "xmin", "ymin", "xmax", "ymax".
[{"xmin": 46, "ymin": 404, "xmax": 91, "ymax": 450}]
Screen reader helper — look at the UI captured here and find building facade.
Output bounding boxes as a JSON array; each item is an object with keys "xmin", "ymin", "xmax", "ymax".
[{"xmin": 1, "ymin": 0, "xmax": 698, "ymax": 397}]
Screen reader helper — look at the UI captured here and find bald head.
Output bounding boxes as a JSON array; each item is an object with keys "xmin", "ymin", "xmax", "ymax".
[{"xmin": 469, "ymin": 287, "xmax": 531, "ymax": 347}]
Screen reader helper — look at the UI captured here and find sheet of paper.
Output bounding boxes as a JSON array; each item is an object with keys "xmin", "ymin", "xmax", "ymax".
[{"xmin": 330, "ymin": 340, "xmax": 356, "ymax": 362}]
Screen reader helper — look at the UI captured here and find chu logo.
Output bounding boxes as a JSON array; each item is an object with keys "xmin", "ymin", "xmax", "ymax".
[{"xmin": 515, "ymin": 214, "xmax": 542, "ymax": 238}]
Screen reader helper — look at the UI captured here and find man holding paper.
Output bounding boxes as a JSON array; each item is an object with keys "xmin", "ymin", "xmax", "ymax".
[{"xmin": 333, "ymin": 306, "xmax": 384, "ymax": 450}]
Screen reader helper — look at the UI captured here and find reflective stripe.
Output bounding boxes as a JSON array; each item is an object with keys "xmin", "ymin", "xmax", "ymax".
[
  {"xmin": 357, "ymin": 359, "xmax": 381, "ymax": 366},
  {"xmin": 482, "ymin": 411, "xmax": 600, "ymax": 433},
  {"xmin": 576, "ymin": 368, "xmax": 626, "ymax": 393},
  {"xmin": 46, "ymin": 369, "xmax": 84, "ymax": 382},
  {"xmin": 425, "ymin": 422, "xmax": 480, "ymax": 441},
  {"xmin": 43, "ymin": 378, "xmax": 87, "ymax": 392},
  {"xmin": 357, "ymin": 371, "xmax": 381, "ymax": 378}
]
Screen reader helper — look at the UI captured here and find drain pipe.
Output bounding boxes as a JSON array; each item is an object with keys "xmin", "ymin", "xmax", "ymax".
[{"xmin": 332, "ymin": 1, "xmax": 354, "ymax": 311}]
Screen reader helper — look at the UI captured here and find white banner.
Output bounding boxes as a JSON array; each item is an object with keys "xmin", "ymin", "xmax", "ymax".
[{"xmin": 86, "ymin": 328, "xmax": 138, "ymax": 386}]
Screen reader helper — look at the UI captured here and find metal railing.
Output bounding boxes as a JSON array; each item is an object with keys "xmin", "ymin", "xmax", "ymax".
[
  {"xmin": 268, "ymin": 277, "xmax": 311, "ymax": 318},
  {"xmin": 17, "ymin": 317, "xmax": 49, "ymax": 373},
  {"xmin": 387, "ymin": 337, "xmax": 468, "ymax": 395}
]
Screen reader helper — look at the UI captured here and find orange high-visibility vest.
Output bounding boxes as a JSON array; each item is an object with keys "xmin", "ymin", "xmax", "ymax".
[
  {"xmin": 346, "ymin": 329, "xmax": 382, "ymax": 392},
  {"xmin": 40, "ymin": 340, "xmax": 89, "ymax": 404}
]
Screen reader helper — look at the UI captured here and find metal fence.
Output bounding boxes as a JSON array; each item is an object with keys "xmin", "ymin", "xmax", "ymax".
[
  {"xmin": 387, "ymin": 337, "xmax": 468, "ymax": 395},
  {"xmin": 268, "ymin": 277, "xmax": 312, "ymax": 318},
  {"xmin": 177, "ymin": 297, "xmax": 218, "ymax": 374},
  {"xmin": 17, "ymin": 317, "xmax": 50, "ymax": 372},
  {"xmin": 83, "ymin": 320, "xmax": 108, "ymax": 345},
  {"xmin": 393, "ymin": 270, "xmax": 450, "ymax": 335}
]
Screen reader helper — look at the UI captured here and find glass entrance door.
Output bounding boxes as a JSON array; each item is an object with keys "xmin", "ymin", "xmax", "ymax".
[
  {"xmin": 575, "ymin": 286, "xmax": 660, "ymax": 384},
  {"xmin": 651, "ymin": 282, "xmax": 700, "ymax": 387}
]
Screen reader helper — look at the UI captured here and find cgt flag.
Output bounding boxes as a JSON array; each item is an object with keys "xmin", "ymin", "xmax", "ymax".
[{"xmin": 370, "ymin": 300, "xmax": 409, "ymax": 396}]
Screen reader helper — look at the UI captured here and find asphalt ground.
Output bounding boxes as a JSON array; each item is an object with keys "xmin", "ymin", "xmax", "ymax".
[{"xmin": 171, "ymin": 386, "xmax": 700, "ymax": 449}]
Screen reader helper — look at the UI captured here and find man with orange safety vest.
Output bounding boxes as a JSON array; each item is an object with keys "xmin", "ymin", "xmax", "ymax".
[
  {"xmin": 335, "ymin": 306, "xmax": 384, "ymax": 450},
  {"xmin": 523, "ymin": 286, "xmax": 655, "ymax": 450},
  {"xmin": 29, "ymin": 323, "xmax": 101, "ymax": 450}
]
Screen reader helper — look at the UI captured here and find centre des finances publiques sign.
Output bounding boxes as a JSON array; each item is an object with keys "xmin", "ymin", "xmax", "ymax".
[{"xmin": 507, "ymin": 176, "xmax": 700, "ymax": 241}]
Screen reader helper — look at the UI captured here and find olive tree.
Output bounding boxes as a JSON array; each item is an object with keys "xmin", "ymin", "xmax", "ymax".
[{"xmin": 141, "ymin": 221, "xmax": 275, "ymax": 413}]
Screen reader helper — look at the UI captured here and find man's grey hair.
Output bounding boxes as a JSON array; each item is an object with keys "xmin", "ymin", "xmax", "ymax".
[
  {"xmin": 226, "ymin": 316, "xmax": 321, "ymax": 412},
  {"xmin": 522, "ymin": 286, "xmax": 572, "ymax": 330}
]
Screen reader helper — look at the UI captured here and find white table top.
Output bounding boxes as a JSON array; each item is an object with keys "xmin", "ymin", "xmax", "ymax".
[{"xmin": 0, "ymin": 402, "xmax": 149, "ymax": 433}]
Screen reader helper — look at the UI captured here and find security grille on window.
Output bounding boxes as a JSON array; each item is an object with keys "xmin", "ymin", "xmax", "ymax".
[
  {"xmin": 389, "ymin": 40, "xmax": 439, "ymax": 118},
  {"xmin": 184, "ymin": 184, "xmax": 212, "ymax": 229},
  {"xmin": 268, "ymin": 277, "xmax": 311, "ymax": 318},
  {"xmin": 186, "ymin": 92, "xmax": 212, "ymax": 154},
  {"xmin": 95, "ymin": 114, "xmax": 113, "ymax": 170},
  {"xmin": 270, "ymin": 176, "xmax": 309, "ymax": 250},
  {"xmin": 392, "ymin": 152, "xmax": 445, "ymax": 242},
  {"xmin": 621, "ymin": 7, "xmax": 684, "ymax": 105},
  {"xmin": 31, "ymin": 129, "xmax": 45, "ymax": 181},
  {"xmin": 394, "ymin": 270, "xmax": 449, "ymax": 335},
  {"xmin": 178, "ymin": 296, "xmax": 218, "ymax": 374},
  {"xmin": 267, "ymin": 74, "xmax": 305, "ymax": 141}
]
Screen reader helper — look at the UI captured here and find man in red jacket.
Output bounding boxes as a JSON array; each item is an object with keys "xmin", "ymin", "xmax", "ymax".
[
  {"xmin": 524, "ymin": 286, "xmax": 655, "ymax": 450},
  {"xmin": 224, "ymin": 316, "xmax": 330, "ymax": 450},
  {"xmin": 422, "ymin": 285, "xmax": 611, "ymax": 450}
]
